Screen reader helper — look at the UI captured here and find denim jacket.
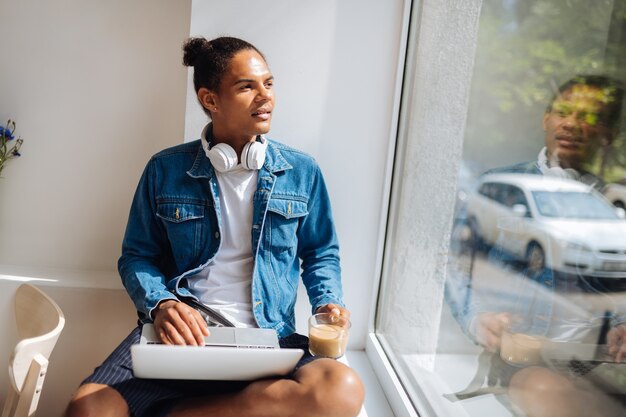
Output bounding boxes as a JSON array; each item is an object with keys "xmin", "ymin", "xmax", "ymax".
[{"xmin": 118, "ymin": 137, "xmax": 343, "ymax": 337}]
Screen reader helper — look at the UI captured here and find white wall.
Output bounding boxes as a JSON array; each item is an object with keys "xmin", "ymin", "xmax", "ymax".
[
  {"xmin": 186, "ymin": 0, "xmax": 409, "ymax": 349},
  {"xmin": 0, "ymin": 0, "xmax": 192, "ymax": 277},
  {"xmin": 0, "ymin": 1, "xmax": 191, "ymax": 416}
]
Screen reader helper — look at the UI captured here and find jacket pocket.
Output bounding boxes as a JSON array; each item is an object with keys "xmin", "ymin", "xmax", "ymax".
[
  {"xmin": 265, "ymin": 198, "xmax": 308, "ymax": 292},
  {"xmin": 156, "ymin": 201, "xmax": 205, "ymax": 223},
  {"xmin": 266, "ymin": 198, "xmax": 308, "ymax": 220},
  {"xmin": 266, "ymin": 198, "xmax": 308, "ymax": 251},
  {"xmin": 156, "ymin": 200, "xmax": 207, "ymax": 263}
]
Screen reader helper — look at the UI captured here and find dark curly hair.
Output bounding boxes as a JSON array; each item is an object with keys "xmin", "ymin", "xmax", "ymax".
[
  {"xmin": 547, "ymin": 74, "xmax": 625, "ymax": 132},
  {"xmin": 182, "ymin": 36, "xmax": 266, "ymax": 93}
]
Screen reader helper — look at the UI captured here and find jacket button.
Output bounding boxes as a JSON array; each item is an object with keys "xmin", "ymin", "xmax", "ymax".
[{"xmin": 214, "ymin": 232, "xmax": 220, "ymax": 239}]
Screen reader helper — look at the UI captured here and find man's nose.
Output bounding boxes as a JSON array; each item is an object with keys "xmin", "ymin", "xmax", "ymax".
[
  {"xmin": 562, "ymin": 112, "xmax": 582, "ymax": 131},
  {"xmin": 256, "ymin": 86, "xmax": 272, "ymax": 101}
]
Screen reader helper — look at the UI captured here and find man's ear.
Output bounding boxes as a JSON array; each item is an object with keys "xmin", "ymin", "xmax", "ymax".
[{"xmin": 197, "ymin": 88, "xmax": 218, "ymax": 113}]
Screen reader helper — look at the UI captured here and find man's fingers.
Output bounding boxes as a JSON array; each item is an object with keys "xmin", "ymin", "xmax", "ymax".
[
  {"xmin": 182, "ymin": 309, "xmax": 209, "ymax": 345},
  {"xmin": 608, "ymin": 328, "xmax": 625, "ymax": 361},
  {"xmin": 476, "ymin": 312, "xmax": 509, "ymax": 351},
  {"xmin": 158, "ymin": 328, "xmax": 173, "ymax": 345},
  {"xmin": 608, "ymin": 328, "xmax": 621, "ymax": 351},
  {"xmin": 615, "ymin": 344, "xmax": 626, "ymax": 363},
  {"xmin": 173, "ymin": 307, "xmax": 206, "ymax": 346},
  {"xmin": 320, "ymin": 304, "xmax": 350, "ymax": 318},
  {"xmin": 162, "ymin": 306, "xmax": 199, "ymax": 346},
  {"xmin": 498, "ymin": 313, "xmax": 511, "ymax": 328},
  {"xmin": 482, "ymin": 329, "xmax": 501, "ymax": 352},
  {"xmin": 160, "ymin": 321, "xmax": 188, "ymax": 346},
  {"xmin": 154, "ymin": 300, "xmax": 212, "ymax": 346}
]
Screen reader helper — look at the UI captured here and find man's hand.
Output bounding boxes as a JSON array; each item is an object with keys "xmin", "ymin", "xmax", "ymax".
[
  {"xmin": 474, "ymin": 312, "xmax": 511, "ymax": 352},
  {"xmin": 316, "ymin": 303, "xmax": 350, "ymax": 324},
  {"xmin": 607, "ymin": 324, "xmax": 626, "ymax": 362},
  {"xmin": 153, "ymin": 300, "xmax": 209, "ymax": 346}
]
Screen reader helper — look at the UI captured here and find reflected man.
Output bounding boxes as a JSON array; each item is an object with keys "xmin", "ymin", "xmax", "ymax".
[
  {"xmin": 448, "ymin": 75, "xmax": 626, "ymax": 417},
  {"xmin": 487, "ymin": 75, "xmax": 624, "ymax": 189}
]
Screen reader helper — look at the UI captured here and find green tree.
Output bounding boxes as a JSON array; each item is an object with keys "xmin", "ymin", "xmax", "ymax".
[{"xmin": 463, "ymin": 0, "xmax": 626, "ymax": 180}]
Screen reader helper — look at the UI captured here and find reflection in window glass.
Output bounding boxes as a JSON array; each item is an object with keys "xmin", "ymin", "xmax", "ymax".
[
  {"xmin": 377, "ymin": 1, "xmax": 626, "ymax": 416},
  {"xmin": 533, "ymin": 191, "xmax": 620, "ymax": 219}
]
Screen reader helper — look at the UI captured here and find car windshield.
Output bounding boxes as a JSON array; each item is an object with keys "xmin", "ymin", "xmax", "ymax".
[{"xmin": 532, "ymin": 191, "xmax": 619, "ymax": 220}]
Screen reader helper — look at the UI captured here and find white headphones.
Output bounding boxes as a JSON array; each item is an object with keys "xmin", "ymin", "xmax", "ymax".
[
  {"xmin": 200, "ymin": 124, "xmax": 267, "ymax": 172},
  {"xmin": 537, "ymin": 147, "xmax": 581, "ymax": 180}
]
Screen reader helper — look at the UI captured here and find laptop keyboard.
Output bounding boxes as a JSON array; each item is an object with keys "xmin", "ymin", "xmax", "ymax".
[
  {"xmin": 548, "ymin": 358, "xmax": 596, "ymax": 378},
  {"xmin": 548, "ymin": 356, "xmax": 626, "ymax": 395}
]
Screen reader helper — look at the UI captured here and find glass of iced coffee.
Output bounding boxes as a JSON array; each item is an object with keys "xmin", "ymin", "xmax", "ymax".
[
  {"xmin": 500, "ymin": 326, "xmax": 545, "ymax": 366},
  {"xmin": 308, "ymin": 313, "xmax": 351, "ymax": 358}
]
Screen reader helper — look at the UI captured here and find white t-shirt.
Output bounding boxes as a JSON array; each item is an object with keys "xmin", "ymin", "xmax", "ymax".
[{"xmin": 186, "ymin": 165, "xmax": 258, "ymax": 327}]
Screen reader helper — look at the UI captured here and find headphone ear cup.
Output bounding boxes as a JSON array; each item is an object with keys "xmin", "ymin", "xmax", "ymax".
[
  {"xmin": 207, "ymin": 143, "xmax": 238, "ymax": 173},
  {"xmin": 241, "ymin": 141, "xmax": 267, "ymax": 170}
]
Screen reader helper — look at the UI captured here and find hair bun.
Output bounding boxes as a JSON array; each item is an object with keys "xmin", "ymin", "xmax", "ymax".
[{"xmin": 183, "ymin": 37, "xmax": 210, "ymax": 67}]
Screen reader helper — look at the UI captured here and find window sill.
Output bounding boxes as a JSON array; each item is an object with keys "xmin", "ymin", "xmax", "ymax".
[
  {"xmin": 366, "ymin": 333, "xmax": 515, "ymax": 417},
  {"xmin": 341, "ymin": 349, "xmax": 396, "ymax": 417}
]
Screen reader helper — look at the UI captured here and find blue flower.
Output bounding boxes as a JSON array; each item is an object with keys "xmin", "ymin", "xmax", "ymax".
[{"xmin": 0, "ymin": 125, "xmax": 15, "ymax": 140}]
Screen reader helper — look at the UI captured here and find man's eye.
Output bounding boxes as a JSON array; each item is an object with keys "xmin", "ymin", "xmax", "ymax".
[
  {"xmin": 265, "ymin": 81, "xmax": 274, "ymax": 89},
  {"xmin": 584, "ymin": 113, "xmax": 599, "ymax": 126},
  {"xmin": 552, "ymin": 104, "xmax": 572, "ymax": 117}
]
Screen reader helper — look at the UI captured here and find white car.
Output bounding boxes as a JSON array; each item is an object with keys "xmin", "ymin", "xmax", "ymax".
[
  {"xmin": 602, "ymin": 182, "xmax": 626, "ymax": 209},
  {"xmin": 466, "ymin": 173, "xmax": 626, "ymax": 278}
]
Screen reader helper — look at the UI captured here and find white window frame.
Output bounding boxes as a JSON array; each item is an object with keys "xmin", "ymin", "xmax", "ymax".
[{"xmin": 366, "ymin": 1, "xmax": 483, "ymax": 416}]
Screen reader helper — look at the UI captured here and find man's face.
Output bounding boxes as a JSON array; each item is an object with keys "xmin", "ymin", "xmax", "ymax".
[
  {"xmin": 210, "ymin": 49, "xmax": 275, "ymax": 143},
  {"xmin": 542, "ymin": 84, "xmax": 614, "ymax": 170}
]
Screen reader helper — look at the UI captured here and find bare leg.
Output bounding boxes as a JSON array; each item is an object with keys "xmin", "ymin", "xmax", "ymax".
[
  {"xmin": 169, "ymin": 359, "xmax": 365, "ymax": 417},
  {"xmin": 65, "ymin": 383, "xmax": 130, "ymax": 417},
  {"xmin": 64, "ymin": 359, "xmax": 364, "ymax": 417},
  {"xmin": 508, "ymin": 366, "xmax": 624, "ymax": 417}
]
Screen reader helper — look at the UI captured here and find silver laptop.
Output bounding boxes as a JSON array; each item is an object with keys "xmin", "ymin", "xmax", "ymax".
[
  {"xmin": 131, "ymin": 324, "xmax": 304, "ymax": 380},
  {"xmin": 541, "ymin": 341, "xmax": 626, "ymax": 394}
]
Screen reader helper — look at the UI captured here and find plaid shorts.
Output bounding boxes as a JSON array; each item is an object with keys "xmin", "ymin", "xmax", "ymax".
[{"xmin": 82, "ymin": 326, "xmax": 317, "ymax": 417}]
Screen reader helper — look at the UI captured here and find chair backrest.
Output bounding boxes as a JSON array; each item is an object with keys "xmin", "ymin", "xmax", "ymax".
[{"xmin": 2, "ymin": 284, "xmax": 65, "ymax": 417}]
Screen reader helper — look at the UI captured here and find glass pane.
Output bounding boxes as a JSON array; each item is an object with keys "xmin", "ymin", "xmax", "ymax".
[{"xmin": 378, "ymin": 1, "xmax": 626, "ymax": 416}]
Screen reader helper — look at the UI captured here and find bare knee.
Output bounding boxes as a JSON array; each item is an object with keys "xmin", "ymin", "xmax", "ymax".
[
  {"xmin": 509, "ymin": 366, "xmax": 625, "ymax": 417},
  {"xmin": 508, "ymin": 367, "xmax": 576, "ymax": 417},
  {"xmin": 509, "ymin": 366, "xmax": 573, "ymax": 396},
  {"xmin": 296, "ymin": 359, "xmax": 365, "ymax": 417},
  {"xmin": 65, "ymin": 383, "xmax": 129, "ymax": 417}
]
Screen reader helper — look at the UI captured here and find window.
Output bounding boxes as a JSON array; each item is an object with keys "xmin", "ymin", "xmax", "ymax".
[{"xmin": 374, "ymin": 1, "xmax": 626, "ymax": 417}]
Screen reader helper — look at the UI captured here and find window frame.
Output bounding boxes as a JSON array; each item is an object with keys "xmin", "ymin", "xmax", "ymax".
[{"xmin": 366, "ymin": 1, "xmax": 484, "ymax": 416}]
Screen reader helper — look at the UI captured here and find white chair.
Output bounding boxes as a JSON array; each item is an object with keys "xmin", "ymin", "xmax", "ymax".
[{"xmin": 1, "ymin": 284, "xmax": 65, "ymax": 417}]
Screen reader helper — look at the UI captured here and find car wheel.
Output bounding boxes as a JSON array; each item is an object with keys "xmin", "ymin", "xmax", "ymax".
[
  {"xmin": 526, "ymin": 242, "xmax": 545, "ymax": 277},
  {"xmin": 613, "ymin": 200, "xmax": 625, "ymax": 210}
]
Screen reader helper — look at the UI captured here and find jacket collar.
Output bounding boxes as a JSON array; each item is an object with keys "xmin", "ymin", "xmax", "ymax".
[{"xmin": 186, "ymin": 124, "xmax": 292, "ymax": 179}]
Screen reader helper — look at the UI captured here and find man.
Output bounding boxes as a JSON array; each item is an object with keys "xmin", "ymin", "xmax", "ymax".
[
  {"xmin": 473, "ymin": 75, "xmax": 626, "ymax": 356},
  {"xmin": 66, "ymin": 36, "xmax": 364, "ymax": 417},
  {"xmin": 487, "ymin": 75, "xmax": 624, "ymax": 190},
  {"xmin": 448, "ymin": 75, "xmax": 626, "ymax": 417}
]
